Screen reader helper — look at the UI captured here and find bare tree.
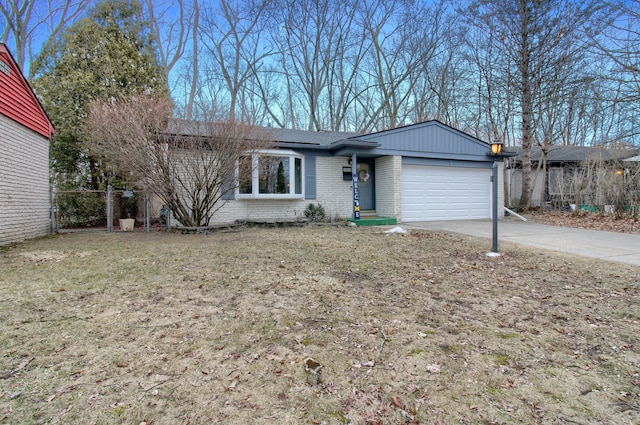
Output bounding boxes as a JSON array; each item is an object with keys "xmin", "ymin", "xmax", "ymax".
[
  {"xmin": 199, "ymin": 0, "xmax": 272, "ymax": 123},
  {"xmin": 84, "ymin": 94, "xmax": 273, "ymax": 227},
  {"xmin": 356, "ymin": 0, "xmax": 448, "ymax": 130},
  {"xmin": 406, "ymin": 6, "xmax": 491, "ymax": 133},
  {"xmin": 322, "ymin": 1, "xmax": 367, "ymax": 131},
  {"xmin": 588, "ymin": 1, "xmax": 640, "ymax": 144},
  {"xmin": 463, "ymin": 0, "xmax": 600, "ymax": 211},
  {"xmin": 0, "ymin": 0, "xmax": 91, "ymax": 76},
  {"xmin": 531, "ymin": 31, "xmax": 597, "ymax": 206},
  {"xmin": 264, "ymin": 0, "xmax": 362, "ymax": 131},
  {"xmin": 144, "ymin": 0, "xmax": 199, "ymax": 118}
]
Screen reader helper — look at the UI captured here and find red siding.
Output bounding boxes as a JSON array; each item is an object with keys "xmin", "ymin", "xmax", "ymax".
[{"xmin": 0, "ymin": 44, "xmax": 54, "ymax": 139}]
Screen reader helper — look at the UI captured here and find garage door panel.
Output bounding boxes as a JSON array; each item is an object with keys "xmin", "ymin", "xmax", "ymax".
[{"xmin": 402, "ymin": 165, "xmax": 491, "ymax": 222}]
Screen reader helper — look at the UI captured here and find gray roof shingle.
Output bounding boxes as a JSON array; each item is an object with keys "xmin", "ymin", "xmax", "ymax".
[
  {"xmin": 166, "ymin": 119, "xmax": 360, "ymax": 147},
  {"xmin": 512, "ymin": 145, "xmax": 638, "ymax": 163}
]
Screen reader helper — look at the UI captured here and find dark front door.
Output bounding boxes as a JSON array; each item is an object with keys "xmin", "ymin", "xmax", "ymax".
[{"xmin": 357, "ymin": 160, "xmax": 375, "ymax": 210}]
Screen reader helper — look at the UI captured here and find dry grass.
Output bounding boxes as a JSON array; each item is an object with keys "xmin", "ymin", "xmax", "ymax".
[{"xmin": 0, "ymin": 225, "xmax": 638, "ymax": 425}]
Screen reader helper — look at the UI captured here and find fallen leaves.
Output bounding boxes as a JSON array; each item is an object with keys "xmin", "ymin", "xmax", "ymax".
[
  {"xmin": 46, "ymin": 385, "xmax": 80, "ymax": 403},
  {"xmin": 527, "ymin": 211, "xmax": 640, "ymax": 234},
  {"xmin": 0, "ymin": 227, "xmax": 638, "ymax": 424},
  {"xmin": 426, "ymin": 364, "xmax": 441, "ymax": 373},
  {"xmin": 0, "ymin": 357, "xmax": 33, "ymax": 379},
  {"xmin": 391, "ymin": 395, "xmax": 405, "ymax": 409},
  {"xmin": 224, "ymin": 375, "xmax": 240, "ymax": 391}
]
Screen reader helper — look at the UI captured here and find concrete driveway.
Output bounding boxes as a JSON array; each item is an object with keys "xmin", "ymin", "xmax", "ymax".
[{"xmin": 401, "ymin": 219, "xmax": 640, "ymax": 267}]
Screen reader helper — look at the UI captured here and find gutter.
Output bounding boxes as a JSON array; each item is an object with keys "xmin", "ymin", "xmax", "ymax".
[{"xmin": 275, "ymin": 138, "xmax": 380, "ymax": 152}]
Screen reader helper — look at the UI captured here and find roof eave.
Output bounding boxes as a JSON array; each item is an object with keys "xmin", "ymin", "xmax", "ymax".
[
  {"xmin": 328, "ymin": 138, "xmax": 380, "ymax": 150},
  {"xmin": 274, "ymin": 141, "xmax": 329, "ymax": 150}
]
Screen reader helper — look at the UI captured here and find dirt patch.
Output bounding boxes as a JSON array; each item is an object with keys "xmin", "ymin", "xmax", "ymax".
[{"xmin": 0, "ymin": 227, "xmax": 638, "ymax": 424}]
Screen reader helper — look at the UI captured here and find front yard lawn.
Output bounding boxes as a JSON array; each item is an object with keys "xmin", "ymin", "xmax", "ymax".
[{"xmin": 0, "ymin": 226, "xmax": 638, "ymax": 424}]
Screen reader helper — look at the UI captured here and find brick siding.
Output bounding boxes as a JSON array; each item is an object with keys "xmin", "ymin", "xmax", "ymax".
[
  {"xmin": 0, "ymin": 114, "xmax": 51, "ymax": 245},
  {"xmin": 375, "ymin": 156, "xmax": 402, "ymax": 219},
  {"xmin": 315, "ymin": 156, "xmax": 353, "ymax": 219}
]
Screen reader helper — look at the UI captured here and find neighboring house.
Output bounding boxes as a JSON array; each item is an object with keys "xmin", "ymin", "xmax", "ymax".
[
  {"xmin": 175, "ymin": 120, "xmax": 503, "ymax": 225},
  {"xmin": 508, "ymin": 145, "xmax": 637, "ymax": 209},
  {"xmin": 0, "ymin": 44, "xmax": 55, "ymax": 246}
]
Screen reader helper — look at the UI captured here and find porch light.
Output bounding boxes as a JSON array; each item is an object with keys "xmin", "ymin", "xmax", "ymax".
[{"xmin": 490, "ymin": 139, "xmax": 504, "ymax": 155}]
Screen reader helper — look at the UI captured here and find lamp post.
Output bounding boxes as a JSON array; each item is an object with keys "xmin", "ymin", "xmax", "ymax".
[{"xmin": 489, "ymin": 140, "xmax": 503, "ymax": 255}]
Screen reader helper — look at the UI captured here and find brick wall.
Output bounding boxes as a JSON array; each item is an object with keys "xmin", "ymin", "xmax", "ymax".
[
  {"xmin": 210, "ymin": 198, "xmax": 310, "ymax": 224},
  {"xmin": 207, "ymin": 156, "xmax": 353, "ymax": 224},
  {"xmin": 0, "ymin": 114, "xmax": 51, "ymax": 245},
  {"xmin": 375, "ymin": 156, "xmax": 402, "ymax": 219},
  {"xmin": 315, "ymin": 156, "xmax": 353, "ymax": 219}
]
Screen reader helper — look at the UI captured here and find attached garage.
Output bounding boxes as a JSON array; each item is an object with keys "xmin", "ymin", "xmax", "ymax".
[
  {"xmin": 334, "ymin": 121, "xmax": 502, "ymax": 224},
  {"xmin": 402, "ymin": 164, "xmax": 492, "ymax": 222}
]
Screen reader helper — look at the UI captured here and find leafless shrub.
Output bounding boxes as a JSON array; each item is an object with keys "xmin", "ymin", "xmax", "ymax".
[
  {"xmin": 568, "ymin": 146, "xmax": 640, "ymax": 218},
  {"xmin": 85, "ymin": 95, "xmax": 273, "ymax": 226}
]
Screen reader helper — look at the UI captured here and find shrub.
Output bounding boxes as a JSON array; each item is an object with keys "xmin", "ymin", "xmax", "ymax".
[
  {"xmin": 56, "ymin": 192, "xmax": 106, "ymax": 228},
  {"xmin": 304, "ymin": 203, "xmax": 326, "ymax": 222}
]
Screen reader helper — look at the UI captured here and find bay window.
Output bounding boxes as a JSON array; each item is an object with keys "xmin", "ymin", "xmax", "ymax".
[{"xmin": 238, "ymin": 150, "xmax": 304, "ymax": 198}]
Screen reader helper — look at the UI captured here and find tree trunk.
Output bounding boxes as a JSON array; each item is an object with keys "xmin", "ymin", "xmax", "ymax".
[{"xmin": 517, "ymin": 0, "xmax": 533, "ymax": 211}]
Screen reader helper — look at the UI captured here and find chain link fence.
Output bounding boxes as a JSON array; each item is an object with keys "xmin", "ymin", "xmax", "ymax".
[{"xmin": 52, "ymin": 186, "xmax": 152, "ymax": 232}]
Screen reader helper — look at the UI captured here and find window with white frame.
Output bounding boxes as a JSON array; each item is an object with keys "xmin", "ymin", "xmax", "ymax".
[{"xmin": 238, "ymin": 150, "xmax": 304, "ymax": 198}]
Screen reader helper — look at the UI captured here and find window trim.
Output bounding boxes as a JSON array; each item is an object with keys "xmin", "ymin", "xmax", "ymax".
[{"xmin": 237, "ymin": 149, "xmax": 305, "ymax": 199}]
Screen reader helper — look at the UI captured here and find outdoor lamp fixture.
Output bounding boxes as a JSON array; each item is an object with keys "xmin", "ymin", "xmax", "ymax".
[
  {"xmin": 490, "ymin": 139, "xmax": 504, "ymax": 155},
  {"xmin": 488, "ymin": 139, "xmax": 504, "ymax": 256}
]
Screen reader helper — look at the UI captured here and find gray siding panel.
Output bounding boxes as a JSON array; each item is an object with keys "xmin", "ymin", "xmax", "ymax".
[
  {"xmin": 354, "ymin": 121, "xmax": 492, "ymax": 162},
  {"xmin": 305, "ymin": 155, "xmax": 316, "ymax": 200},
  {"xmin": 221, "ymin": 172, "xmax": 235, "ymax": 200}
]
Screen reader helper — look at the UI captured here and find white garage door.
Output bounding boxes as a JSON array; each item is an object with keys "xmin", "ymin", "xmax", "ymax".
[{"xmin": 402, "ymin": 165, "xmax": 491, "ymax": 222}]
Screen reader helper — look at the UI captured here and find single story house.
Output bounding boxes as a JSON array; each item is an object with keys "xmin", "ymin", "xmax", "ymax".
[
  {"xmin": 508, "ymin": 145, "xmax": 638, "ymax": 209},
  {"xmin": 172, "ymin": 120, "xmax": 504, "ymax": 225},
  {"xmin": 0, "ymin": 44, "xmax": 55, "ymax": 245}
]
